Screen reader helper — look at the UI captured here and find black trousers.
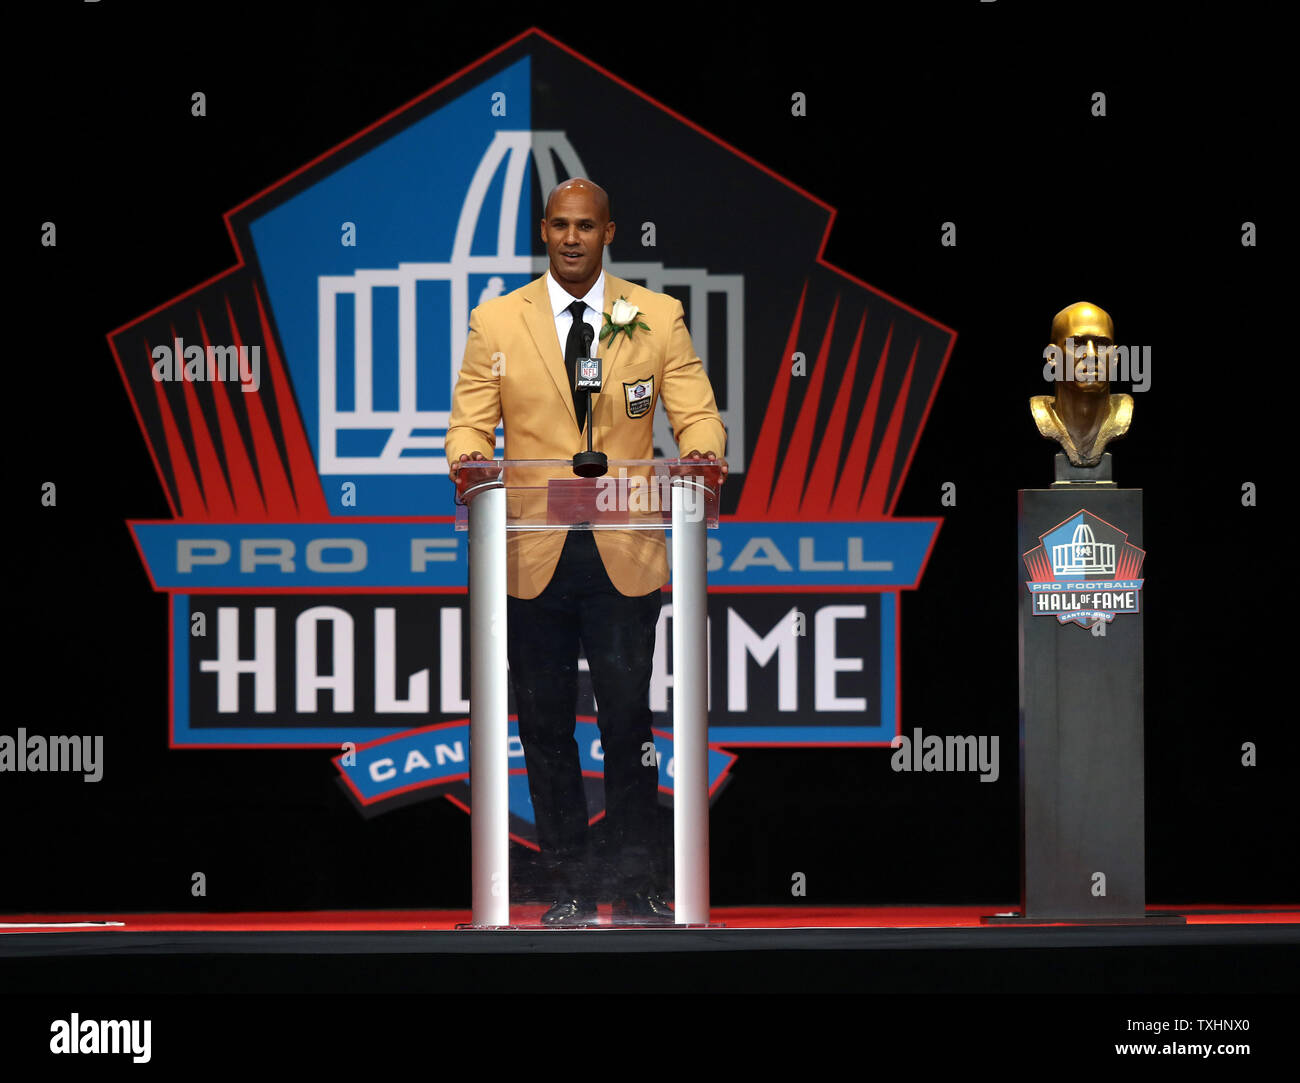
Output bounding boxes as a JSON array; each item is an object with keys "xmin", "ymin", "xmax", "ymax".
[{"xmin": 506, "ymin": 529, "xmax": 664, "ymax": 899}]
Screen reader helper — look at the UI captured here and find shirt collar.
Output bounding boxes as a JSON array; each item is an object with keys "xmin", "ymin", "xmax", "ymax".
[{"xmin": 547, "ymin": 267, "xmax": 605, "ymax": 319}]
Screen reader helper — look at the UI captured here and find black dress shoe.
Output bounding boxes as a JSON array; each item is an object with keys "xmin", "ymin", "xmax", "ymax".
[
  {"xmin": 612, "ymin": 890, "xmax": 675, "ymax": 925},
  {"xmin": 540, "ymin": 897, "xmax": 597, "ymax": 927}
]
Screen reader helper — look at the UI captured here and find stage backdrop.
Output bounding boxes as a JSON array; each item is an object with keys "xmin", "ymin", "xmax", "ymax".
[{"xmin": 9, "ymin": 9, "xmax": 1286, "ymax": 911}]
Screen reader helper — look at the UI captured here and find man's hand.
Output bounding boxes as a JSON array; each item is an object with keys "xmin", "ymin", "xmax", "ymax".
[
  {"xmin": 680, "ymin": 450, "xmax": 727, "ymax": 485},
  {"xmin": 450, "ymin": 451, "xmax": 498, "ymax": 500}
]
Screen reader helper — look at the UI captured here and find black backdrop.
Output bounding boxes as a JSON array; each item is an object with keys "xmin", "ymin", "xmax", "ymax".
[{"xmin": 10, "ymin": 0, "xmax": 1289, "ymax": 912}]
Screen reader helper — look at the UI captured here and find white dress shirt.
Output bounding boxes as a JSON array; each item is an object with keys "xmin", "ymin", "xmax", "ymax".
[{"xmin": 546, "ymin": 268, "xmax": 605, "ymax": 358}]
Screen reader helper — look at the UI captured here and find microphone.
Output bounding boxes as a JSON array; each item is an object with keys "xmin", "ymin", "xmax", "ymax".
[
  {"xmin": 572, "ymin": 325, "xmax": 607, "ymax": 477},
  {"xmin": 572, "ymin": 324, "xmax": 598, "ymax": 408}
]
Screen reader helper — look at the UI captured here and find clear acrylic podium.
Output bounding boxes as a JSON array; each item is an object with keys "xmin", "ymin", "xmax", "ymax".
[{"xmin": 454, "ymin": 459, "xmax": 720, "ymax": 928}]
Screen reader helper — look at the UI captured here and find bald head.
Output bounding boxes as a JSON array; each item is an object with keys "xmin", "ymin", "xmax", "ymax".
[
  {"xmin": 545, "ymin": 177, "xmax": 610, "ymax": 221},
  {"xmin": 540, "ymin": 177, "xmax": 616, "ymax": 298},
  {"xmin": 1049, "ymin": 301, "xmax": 1115, "ymax": 396},
  {"xmin": 1051, "ymin": 301, "xmax": 1113, "ymax": 346}
]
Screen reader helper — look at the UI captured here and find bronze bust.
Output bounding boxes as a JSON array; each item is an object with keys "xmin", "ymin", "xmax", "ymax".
[{"xmin": 1030, "ymin": 301, "xmax": 1132, "ymax": 467}]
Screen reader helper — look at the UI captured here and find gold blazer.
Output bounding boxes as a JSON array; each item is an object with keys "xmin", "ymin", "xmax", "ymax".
[{"xmin": 446, "ymin": 271, "xmax": 727, "ymax": 598}]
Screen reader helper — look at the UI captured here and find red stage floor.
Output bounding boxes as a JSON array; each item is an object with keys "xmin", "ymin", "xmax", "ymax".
[{"xmin": 2, "ymin": 903, "xmax": 1296, "ymax": 933}]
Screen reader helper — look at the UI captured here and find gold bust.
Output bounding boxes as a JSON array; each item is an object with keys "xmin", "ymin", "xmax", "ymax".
[{"xmin": 1030, "ymin": 301, "xmax": 1132, "ymax": 467}]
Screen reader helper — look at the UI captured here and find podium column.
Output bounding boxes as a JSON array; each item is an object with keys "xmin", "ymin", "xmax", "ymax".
[
  {"xmin": 1017, "ymin": 454, "xmax": 1145, "ymax": 919},
  {"xmin": 671, "ymin": 477, "xmax": 709, "ymax": 925},
  {"xmin": 468, "ymin": 485, "xmax": 509, "ymax": 928}
]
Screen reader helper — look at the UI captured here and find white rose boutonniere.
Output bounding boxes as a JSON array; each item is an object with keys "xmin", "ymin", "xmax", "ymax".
[{"xmin": 601, "ymin": 295, "xmax": 651, "ymax": 345}]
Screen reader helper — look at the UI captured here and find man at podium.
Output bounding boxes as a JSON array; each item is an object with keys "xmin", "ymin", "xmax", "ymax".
[{"xmin": 447, "ymin": 178, "xmax": 727, "ymax": 925}]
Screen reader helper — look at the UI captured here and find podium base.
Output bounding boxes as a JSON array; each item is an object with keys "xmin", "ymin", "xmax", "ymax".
[
  {"xmin": 455, "ymin": 921, "xmax": 727, "ymax": 930},
  {"xmin": 572, "ymin": 450, "xmax": 608, "ymax": 477},
  {"xmin": 981, "ymin": 913, "xmax": 1186, "ymax": 926}
]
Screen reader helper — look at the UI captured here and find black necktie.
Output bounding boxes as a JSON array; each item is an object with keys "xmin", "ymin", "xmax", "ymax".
[{"xmin": 563, "ymin": 298, "xmax": 589, "ymax": 430}]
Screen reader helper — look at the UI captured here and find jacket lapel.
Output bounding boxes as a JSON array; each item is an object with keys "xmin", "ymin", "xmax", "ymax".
[
  {"xmin": 521, "ymin": 273, "xmax": 579, "ymax": 430},
  {"xmin": 598, "ymin": 271, "xmax": 632, "ymax": 404},
  {"xmin": 521, "ymin": 269, "xmax": 636, "ymax": 434}
]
